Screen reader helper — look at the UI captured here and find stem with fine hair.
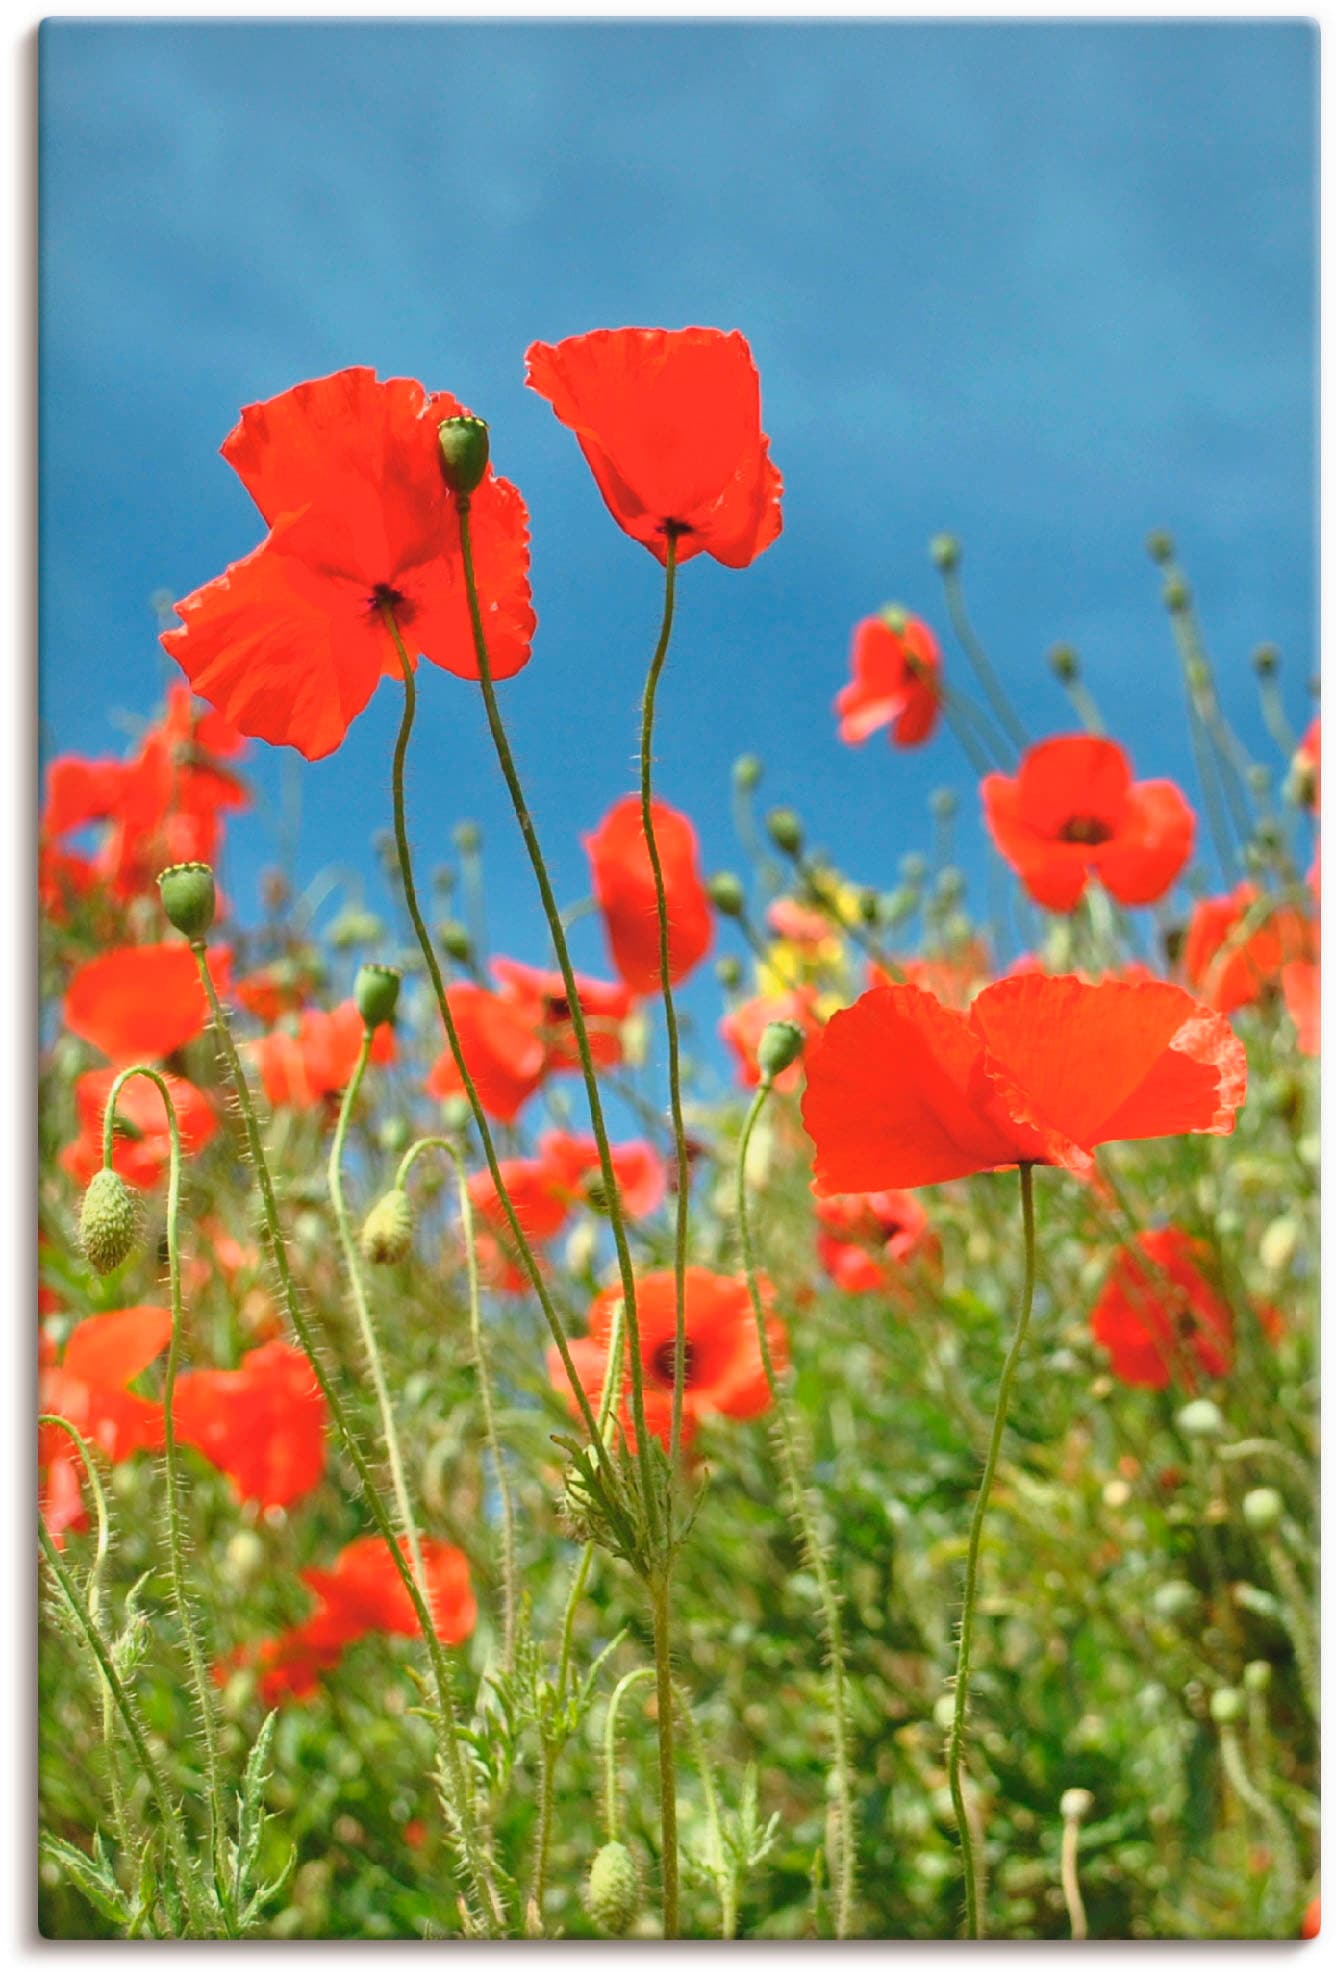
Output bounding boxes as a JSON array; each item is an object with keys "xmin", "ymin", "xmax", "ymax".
[
  {"xmin": 603, "ymin": 1666, "xmax": 657, "ymax": 1842},
  {"xmin": 947, "ymin": 1159, "xmax": 1038, "ymax": 1939},
  {"xmin": 648, "ymin": 1565, "xmax": 680, "ymax": 1935},
  {"xmin": 736, "ymin": 1077, "xmax": 857, "ymax": 1937},
  {"xmin": 398, "ymin": 1133, "xmax": 518, "ymax": 1671},
  {"xmin": 103, "ymin": 1064, "xmax": 230, "ymax": 1926},
  {"xmin": 188, "ymin": 943, "xmax": 501, "ymax": 1934},
  {"xmin": 938, "ymin": 561, "xmax": 1028, "ymax": 758}
]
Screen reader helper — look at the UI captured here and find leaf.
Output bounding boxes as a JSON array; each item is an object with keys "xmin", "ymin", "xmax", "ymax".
[{"xmin": 42, "ymin": 1832, "xmax": 130, "ymax": 1926}]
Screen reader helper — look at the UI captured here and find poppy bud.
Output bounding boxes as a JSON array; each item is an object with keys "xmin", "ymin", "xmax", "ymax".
[
  {"xmin": 757, "ymin": 1020, "xmax": 805, "ymax": 1080},
  {"xmin": 440, "ymin": 1096, "xmax": 472, "ymax": 1136},
  {"xmin": 1286, "ymin": 757, "xmax": 1318, "ymax": 810},
  {"xmin": 930, "ymin": 788, "xmax": 958, "ymax": 821},
  {"xmin": 586, "ymin": 1841, "xmax": 640, "ymax": 1936},
  {"xmin": 930, "ymin": 533, "xmax": 960, "ymax": 573},
  {"xmin": 1163, "ymin": 574, "xmax": 1191, "ymax": 615},
  {"xmin": 437, "ymin": 415, "xmax": 490, "ymax": 496},
  {"xmin": 936, "ymin": 867, "xmax": 966, "ymax": 907},
  {"xmin": 355, "ymin": 963, "xmax": 401, "ymax": 1030},
  {"xmin": 1152, "ymin": 1580, "xmax": 1198, "ymax": 1622},
  {"xmin": 79, "ymin": 1166, "xmax": 139, "ymax": 1275},
  {"xmin": 438, "ymin": 920, "xmax": 473, "ymax": 964},
  {"xmin": 765, "ymin": 808, "xmax": 803, "ymax": 857},
  {"xmin": 1049, "ymin": 644, "xmax": 1079, "ymax": 683},
  {"xmin": 1146, "ymin": 530, "xmax": 1175, "ymax": 565},
  {"xmin": 1060, "ymin": 1788, "xmax": 1094, "ymax": 1823},
  {"xmin": 582, "ymin": 1174, "xmax": 613, "ymax": 1216},
  {"xmin": 715, "ymin": 955, "xmax": 743, "ymax": 992},
  {"xmin": 856, "ymin": 887, "xmax": 880, "ymax": 926},
  {"xmin": 1243, "ymin": 1659, "xmax": 1272, "ymax": 1694},
  {"xmin": 1252, "ymin": 643, "xmax": 1280, "ymax": 678},
  {"xmin": 1242, "ymin": 1486, "xmax": 1283, "ymax": 1532},
  {"xmin": 1210, "ymin": 1686, "xmax": 1244, "ymax": 1726},
  {"xmin": 379, "ymin": 1116, "xmax": 412, "ymax": 1157},
  {"xmin": 453, "ymin": 818, "xmax": 482, "ymax": 855},
  {"xmin": 1176, "ymin": 1398, "xmax": 1224, "ymax": 1440},
  {"xmin": 881, "ymin": 603, "xmax": 910, "ymax": 635},
  {"xmin": 329, "ymin": 908, "xmax": 388, "ymax": 950},
  {"xmin": 706, "ymin": 871, "xmax": 745, "ymax": 917},
  {"xmin": 157, "ymin": 861, "xmax": 216, "ymax": 939},
  {"xmin": 900, "ymin": 852, "xmax": 928, "ymax": 885},
  {"xmin": 732, "ymin": 753, "xmax": 763, "ymax": 792},
  {"xmin": 361, "ymin": 1188, "xmax": 414, "ymax": 1266}
]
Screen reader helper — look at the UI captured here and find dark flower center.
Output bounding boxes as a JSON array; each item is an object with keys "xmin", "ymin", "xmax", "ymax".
[
  {"xmin": 649, "ymin": 1338, "xmax": 696, "ymax": 1388},
  {"xmin": 370, "ymin": 583, "xmax": 411, "ymax": 623},
  {"xmin": 543, "ymin": 994, "xmax": 572, "ymax": 1023},
  {"xmin": 1059, "ymin": 814, "xmax": 1114, "ymax": 846}
]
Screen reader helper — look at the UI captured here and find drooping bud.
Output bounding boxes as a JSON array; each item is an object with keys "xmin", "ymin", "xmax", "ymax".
[
  {"xmin": 157, "ymin": 861, "xmax": 216, "ymax": 940},
  {"xmin": 706, "ymin": 871, "xmax": 746, "ymax": 917},
  {"xmin": 438, "ymin": 920, "xmax": 474, "ymax": 964},
  {"xmin": 757, "ymin": 1020, "xmax": 805, "ymax": 1081},
  {"xmin": 732, "ymin": 753, "xmax": 763, "ymax": 793},
  {"xmin": 1049, "ymin": 644, "xmax": 1079, "ymax": 683},
  {"xmin": 1210, "ymin": 1686, "xmax": 1244, "ymax": 1726},
  {"xmin": 437, "ymin": 415, "xmax": 490, "ymax": 496},
  {"xmin": 1242, "ymin": 1486, "xmax": 1283, "ymax": 1532},
  {"xmin": 80, "ymin": 1167, "xmax": 139, "ymax": 1275},
  {"xmin": 361, "ymin": 1188, "xmax": 414, "ymax": 1266},
  {"xmin": 930, "ymin": 533, "xmax": 960, "ymax": 573},
  {"xmin": 765, "ymin": 807, "xmax": 803, "ymax": 857},
  {"xmin": 586, "ymin": 1841, "xmax": 640, "ymax": 1936},
  {"xmin": 1146, "ymin": 530, "xmax": 1175, "ymax": 565},
  {"xmin": 355, "ymin": 963, "xmax": 401, "ymax": 1030}
]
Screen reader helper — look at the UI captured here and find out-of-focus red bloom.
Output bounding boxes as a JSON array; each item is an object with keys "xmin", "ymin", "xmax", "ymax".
[
  {"xmin": 467, "ymin": 1132, "xmax": 666, "ymax": 1266},
  {"xmin": 42, "ymin": 756, "xmax": 126, "ymax": 838},
  {"xmin": 1301, "ymin": 1896, "xmax": 1320, "ymax": 1940},
  {"xmin": 537, "ymin": 1131, "xmax": 667, "ymax": 1219},
  {"xmin": 161, "ymin": 368, "xmax": 535, "ymax": 760},
  {"xmin": 61, "ymin": 1067, "xmax": 218, "ymax": 1190},
  {"xmin": 234, "ymin": 962, "xmax": 315, "ymax": 1026},
  {"xmin": 982, "ymin": 735, "xmax": 1194, "ymax": 912},
  {"xmin": 525, "ymin": 327, "xmax": 782, "ymax": 568},
  {"xmin": 40, "ymin": 1307, "xmax": 173, "ymax": 1540},
  {"xmin": 801, "ymin": 974, "xmax": 1246, "ymax": 1195},
  {"xmin": 173, "ymin": 1340, "xmax": 326, "ymax": 1508},
  {"xmin": 814, "ymin": 1189, "xmax": 935, "ymax": 1296},
  {"xmin": 1184, "ymin": 883, "xmax": 1317, "ymax": 1014},
  {"xmin": 720, "ymin": 989, "xmax": 824, "ymax": 1093},
  {"xmin": 489, "ymin": 957, "xmax": 634, "ymax": 1072},
  {"xmin": 63, "ymin": 942, "xmax": 227, "ymax": 1063},
  {"xmin": 467, "ymin": 1157, "xmax": 574, "ymax": 1245},
  {"xmin": 426, "ymin": 982, "xmax": 550, "ymax": 1123},
  {"xmin": 835, "ymin": 613, "xmax": 942, "ymax": 749},
  {"xmin": 249, "ymin": 1001, "xmax": 394, "ymax": 1111},
  {"xmin": 766, "ymin": 898, "xmax": 833, "ymax": 947},
  {"xmin": 1089, "ymin": 1229, "xmax": 1234, "ymax": 1390},
  {"xmin": 39, "ymin": 845, "xmax": 99, "ymax": 923},
  {"xmin": 1281, "ymin": 959, "xmax": 1319, "ymax": 1056},
  {"xmin": 549, "ymin": 1267, "xmax": 785, "ymax": 1450},
  {"xmin": 585, "ymin": 795, "xmax": 713, "ymax": 994},
  {"xmin": 96, "ymin": 695, "xmax": 248, "ymax": 903}
]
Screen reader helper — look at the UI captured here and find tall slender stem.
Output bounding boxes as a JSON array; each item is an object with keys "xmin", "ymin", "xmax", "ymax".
[
  {"xmin": 947, "ymin": 1159, "xmax": 1038, "ymax": 1939},
  {"xmin": 649, "ymin": 1565, "xmax": 680, "ymax": 1936},
  {"xmin": 939, "ymin": 563, "xmax": 1028, "ymax": 758},
  {"xmin": 189, "ymin": 944, "xmax": 500, "ymax": 1933},
  {"xmin": 737, "ymin": 1079, "xmax": 856, "ymax": 1936}
]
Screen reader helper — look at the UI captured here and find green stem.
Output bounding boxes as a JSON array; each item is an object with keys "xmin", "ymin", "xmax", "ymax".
[
  {"xmin": 189, "ymin": 944, "xmax": 500, "ymax": 1934},
  {"xmin": 649, "ymin": 1567, "xmax": 680, "ymax": 1936},
  {"xmin": 603, "ymin": 1666, "xmax": 657, "ymax": 1842},
  {"xmin": 940, "ymin": 564, "xmax": 1028, "ymax": 758},
  {"xmin": 947, "ymin": 1160, "xmax": 1038, "ymax": 1939},
  {"xmin": 673, "ymin": 1682, "xmax": 735, "ymax": 1938},
  {"xmin": 1218, "ymin": 1723, "xmax": 1298, "ymax": 1931},
  {"xmin": 737, "ymin": 1080, "xmax": 857, "ymax": 1937},
  {"xmin": 104, "ymin": 1065, "xmax": 230, "ymax": 1928}
]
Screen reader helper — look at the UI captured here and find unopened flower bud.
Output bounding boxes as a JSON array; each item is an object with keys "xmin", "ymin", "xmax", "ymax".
[
  {"xmin": 732, "ymin": 753, "xmax": 763, "ymax": 792},
  {"xmin": 881, "ymin": 603, "xmax": 910, "ymax": 635},
  {"xmin": 1242, "ymin": 1487, "xmax": 1283, "ymax": 1532},
  {"xmin": 1176, "ymin": 1398, "xmax": 1225, "ymax": 1440},
  {"xmin": 1151, "ymin": 1580, "xmax": 1199, "ymax": 1622},
  {"xmin": 379, "ymin": 1116, "xmax": 412, "ymax": 1157},
  {"xmin": 586, "ymin": 1840, "xmax": 640, "ymax": 1936},
  {"xmin": 355, "ymin": 963, "xmax": 401, "ymax": 1030},
  {"xmin": 757, "ymin": 1020, "xmax": 805, "ymax": 1080},
  {"xmin": 1060, "ymin": 1788, "xmax": 1094, "ymax": 1823},
  {"xmin": 329, "ymin": 908, "xmax": 386, "ymax": 950},
  {"xmin": 900, "ymin": 853, "xmax": 928, "ymax": 885},
  {"xmin": 765, "ymin": 808, "xmax": 803, "ymax": 857},
  {"xmin": 157, "ymin": 861, "xmax": 216, "ymax": 939},
  {"xmin": 1163, "ymin": 574, "xmax": 1192, "ymax": 615},
  {"xmin": 1146, "ymin": 530, "xmax": 1175, "ymax": 565},
  {"xmin": 1243, "ymin": 1659, "xmax": 1272, "ymax": 1694},
  {"xmin": 438, "ymin": 920, "xmax": 473, "ymax": 964},
  {"xmin": 452, "ymin": 819, "xmax": 482, "ymax": 855},
  {"xmin": 706, "ymin": 871, "xmax": 746, "ymax": 917},
  {"xmin": 930, "ymin": 533, "xmax": 960, "ymax": 573},
  {"xmin": 440, "ymin": 1095, "xmax": 472, "ymax": 1136},
  {"xmin": 1049, "ymin": 644, "xmax": 1079, "ymax": 683},
  {"xmin": 715, "ymin": 955, "xmax": 743, "ymax": 992},
  {"xmin": 437, "ymin": 415, "xmax": 490, "ymax": 496},
  {"xmin": 930, "ymin": 788, "xmax": 958, "ymax": 821},
  {"xmin": 80, "ymin": 1167, "xmax": 139, "ymax": 1275},
  {"xmin": 936, "ymin": 866, "xmax": 966, "ymax": 906},
  {"xmin": 1210, "ymin": 1686, "xmax": 1244, "ymax": 1726},
  {"xmin": 361, "ymin": 1188, "xmax": 414, "ymax": 1266},
  {"xmin": 1252, "ymin": 644, "xmax": 1280, "ymax": 679}
]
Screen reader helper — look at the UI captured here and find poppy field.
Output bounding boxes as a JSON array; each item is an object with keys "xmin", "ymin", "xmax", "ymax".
[{"xmin": 37, "ymin": 331, "xmax": 1319, "ymax": 1941}]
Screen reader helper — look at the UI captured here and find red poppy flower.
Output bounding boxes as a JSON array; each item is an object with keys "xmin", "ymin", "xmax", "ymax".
[
  {"xmin": 585, "ymin": 795, "xmax": 713, "ymax": 994},
  {"xmin": 40, "ymin": 1306, "xmax": 173, "ymax": 1540},
  {"xmin": 467, "ymin": 1156, "xmax": 575, "ymax": 1245},
  {"xmin": 94, "ymin": 697, "xmax": 249, "ymax": 903},
  {"xmin": 814, "ymin": 1189, "xmax": 935, "ymax": 1296},
  {"xmin": 42, "ymin": 755, "xmax": 127, "ymax": 839},
  {"xmin": 836, "ymin": 613, "xmax": 942, "ymax": 749},
  {"xmin": 548, "ymin": 1267, "xmax": 785, "ymax": 1450},
  {"xmin": 61, "ymin": 1067, "xmax": 218, "ymax": 1190},
  {"xmin": 1301, "ymin": 1897, "xmax": 1320, "ymax": 1941},
  {"xmin": 489, "ymin": 957, "xmax": 635, "ymax": 1072},
  {"xmin": 426, "ymin": 982, "xmax": 550, "ymax": 1123},
  {"xmin": 173, "ymin": 1340, "xmax": 326, "ymax": 1508},
  {"xmin": 525, "ymin": 327, "xmax": 782, "ymax": 568},
  {"xmin": 234, "ymin": 962, "xmax": 314, "ymax": 1027},
  {"xmin": 39, "ymin": 845, "xmax": 100, "ymax": 924},
  {"xmin": 1184, "ymin": 883, "xmax": 1317, "ymax": 1014},
  {"xmin": 801, "ymin": 973, "xmax": 1246, "ymax": 1195},
  {"xmin": 536, "ymin": 1131, "xmax": 668, "ymax": 1219},
  {"xmin": 982, "ymin": 735, "xmax": 1195, "ymax": 912},
  {"xmin": 1089, "ymin": 1228, "xmax": 1234, "ymax": 1390},
  {"xmin": 161, "ymin": 368, "xmax": 535, "ymax": 760},
  {"xmin": 249, "ymin": 1001, "xmax": 394, "ymax": 1111},
  {"xmin": 63, "ymin": 942, "xmax": 228, "ymax": 1063},
  {"xmin": 720, "ymin": 989, "xmax": 824, "ymax": 1093}
]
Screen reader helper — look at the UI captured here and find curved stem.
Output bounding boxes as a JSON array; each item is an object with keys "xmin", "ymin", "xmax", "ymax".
[
  {"xmin": 103, "ymin": 1064, "xmax": 230, "ymax": 1926},
  {"xmin": 1219, "ymin": 1723, "xmax": 1298, "ymax": 1930},
  {"xmin": 1059, "ymin": 1812, "xmax": 1088, "ymax": 1941},
  {"xmin": 189, "ymin": 945, "xmax": 501, "ymax": 1934},
  {"xmin": 947, "ymin": 1159, "xmax": 1038, "ymax": 1939},
  {"xmin": 737, "ymin": 1080, "xmax": 856, "ymax": 1937},
  {"xmin": 603, "ymin": 1666, "xmax": 657, "ymax": 1843},
  {"xmin": 377, "ymin": 604, "xmax": 619, "ymax": 1497}
]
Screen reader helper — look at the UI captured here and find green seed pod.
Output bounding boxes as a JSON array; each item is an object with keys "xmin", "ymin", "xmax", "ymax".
[
  {"xmin": 80, "ymin": 1167, "xmax": 139, "ymax": 1275},
  {"xmin": 715, "ymin": 955, "xmax": 743, "ymax": 992},
  {"xmin": 361, "ymin": 1188, "xmax": 414, "ymax": 1267},
  {"xmin": 157, "ymin": 861, "xmax": 216, "ymax": 939},
  {"xmin": 1176, "ymin": 1398, "xmax": 1225, "ymax": 1440},
  {"xmin": 1243, "ymin": 1659, "xmax": 1272, "ymax": 1694},
  {"xmin": 438, "ymin": 920, "xmax": 473, "ymax": 964},
  {"xmin": 1146, "ymin": 530, "xmax": 1175, "ymax": 565},
  {"xmin": 1210, "ymin": 1686, "xmax": 1244, "ymax": 1726},
  {"xmin": 757, "ymin": 1019, "xmax": 805, "ymax": 1080},
  {"xmin": 355, "ymin": 963, "xmax": 401, "ymax": 1030},
  {"xmin": 706, "ymin": 871, "xmax": 746, "ymax": 917},
  {"xmin": 732, "ymin": 753, "xmax": 763, "ymax": 792},
  {"xmin": 437, "ymin": 415, "xmax": 490, "ymax": 496},
  {"xmin": 1049, "ymin": 643, "xmax": 1079, "ymax": 683},
  {"xmin": 1242, "ymin": 1486, "xmax": 1283, "ymax": 1532},
  {"xmin": 930, "ymin": 533, "xmax": 960, "ymax": 573},
  {"xmin": 586, "ymin": 1841, "xmax": 640, "ymax": 1936},
  {"xmin": 765, "ymin": 807, "xmax": 803, "ymax": 857}
]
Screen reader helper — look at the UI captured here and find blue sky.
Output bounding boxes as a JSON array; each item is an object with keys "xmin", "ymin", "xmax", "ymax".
[{"xmin": 39, "ymin": 20, "xmax": 1317, "ymax": 1037}]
